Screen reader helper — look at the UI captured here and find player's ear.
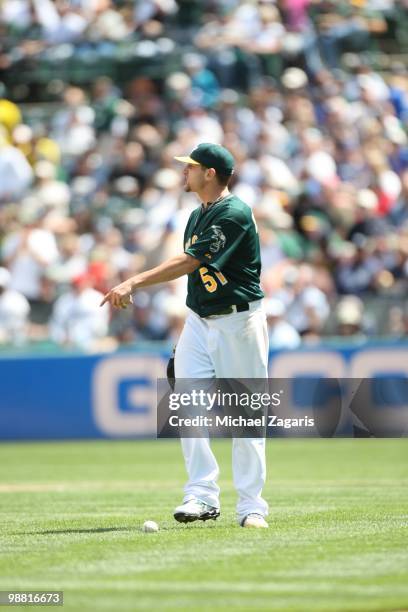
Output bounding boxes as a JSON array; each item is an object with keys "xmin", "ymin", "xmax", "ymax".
[{"xmin": 206, "ymin": 167, "xmax": 216, "ymax": 181}]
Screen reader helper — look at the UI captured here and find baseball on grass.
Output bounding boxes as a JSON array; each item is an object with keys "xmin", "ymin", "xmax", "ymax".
[{"xmin": 142, "ymin": 520, "xmax": 159, "ymax": 533}]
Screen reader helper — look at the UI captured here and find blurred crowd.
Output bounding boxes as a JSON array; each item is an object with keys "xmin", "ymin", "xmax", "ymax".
[{"xmin": 0, "ymin": 0, "xmax": 408, "ymax": 351}]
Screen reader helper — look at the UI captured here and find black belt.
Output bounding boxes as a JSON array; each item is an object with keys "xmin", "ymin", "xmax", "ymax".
[{"xmin": 205, "ymin": 303, "xmax": 250, "ymax": 317}]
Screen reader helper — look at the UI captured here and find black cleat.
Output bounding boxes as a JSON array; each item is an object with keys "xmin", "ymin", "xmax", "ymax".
[{"xmin": 173, "ymin": 499, "xmax": 220, "ymax": 523}]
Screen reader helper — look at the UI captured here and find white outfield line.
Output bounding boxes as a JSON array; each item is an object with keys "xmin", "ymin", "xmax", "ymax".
[{"xmin": 0, "ymin": 480, "xmax": 175, "ymax": 493}]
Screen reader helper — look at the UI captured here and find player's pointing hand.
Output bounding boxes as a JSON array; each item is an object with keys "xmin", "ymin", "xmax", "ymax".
[{"xmin": 100, "ymin": 281, "xmax": 133, "ymax": 309}]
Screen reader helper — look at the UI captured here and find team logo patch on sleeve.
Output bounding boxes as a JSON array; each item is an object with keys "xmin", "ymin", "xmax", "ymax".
[{"xmin": 209, "ymin": 225, "xmax": 226, "ymax": 253}]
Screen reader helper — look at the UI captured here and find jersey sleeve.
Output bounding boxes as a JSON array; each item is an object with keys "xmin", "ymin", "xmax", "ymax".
[{"xmin": 185, "ymin": 219, "xmax": 246, "ymax": 271}]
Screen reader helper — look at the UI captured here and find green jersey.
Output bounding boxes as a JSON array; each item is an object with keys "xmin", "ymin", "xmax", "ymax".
[{"xmin": 184, "ymin": 194, "xmax": 264, "ymax": 317}]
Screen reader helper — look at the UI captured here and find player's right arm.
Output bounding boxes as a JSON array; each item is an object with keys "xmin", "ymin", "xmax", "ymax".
[{"xmin": 100, "ymin": 253, "xmax": 200, "ymax": 308}]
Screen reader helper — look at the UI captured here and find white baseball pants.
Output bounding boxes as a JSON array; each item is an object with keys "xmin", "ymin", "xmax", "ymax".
[{"xmin": 174, "ymin": 299, "xmax": 269, "ymax": 522}]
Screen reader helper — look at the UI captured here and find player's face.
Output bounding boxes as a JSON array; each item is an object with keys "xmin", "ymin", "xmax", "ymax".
[{"xmin": 183, "ymin": 163, "xmax": 206, "ymax": 193}]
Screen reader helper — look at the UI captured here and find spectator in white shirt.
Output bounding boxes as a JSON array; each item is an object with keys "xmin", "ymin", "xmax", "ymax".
[
  {"xmin": 275, "ymin": 265, "xmax": 330, "ymax": 335},
  {"xmin": 265, "ymin": 297, "xmax": 301, "ymax": 350},
  {"xmin": 49, "ymin": 272, "xmax": 109, "ymax": 350},
  {"xmin": 1, "ymin": 212, "xmax": 59, "ymax": 302},
  {"xmin": 0, "ymin": 136, "xmax": 33, "ymax": 202},
  {"xmin": 0, "ymin": 267, "xmax": 30, "ymax": 345}
]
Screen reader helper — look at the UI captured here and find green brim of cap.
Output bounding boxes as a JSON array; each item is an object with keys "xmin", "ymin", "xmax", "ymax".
[{"xmin": 174, "ymin": 156, "xmax": 201, "ymax": 165}]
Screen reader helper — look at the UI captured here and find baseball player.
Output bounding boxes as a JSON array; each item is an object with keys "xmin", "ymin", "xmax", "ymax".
[{"xmin": 101, "ymin": 143, "xmax": 269, "ymax": 528}]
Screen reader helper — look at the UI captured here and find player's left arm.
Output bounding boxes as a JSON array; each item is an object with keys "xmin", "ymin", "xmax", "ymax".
[{"xmin": 100, "ymin": 253, "xmax": 200, "ymax": 308}]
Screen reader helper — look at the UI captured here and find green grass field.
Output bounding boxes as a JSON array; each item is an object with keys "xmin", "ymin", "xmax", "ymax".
[{"xmin": 0, "ymin": 439, "xmax": 406, "ymax": 611}]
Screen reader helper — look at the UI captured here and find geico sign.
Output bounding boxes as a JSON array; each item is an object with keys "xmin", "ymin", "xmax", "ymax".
[{"xmin": 92, "ymin": 348, "xmax": 408, "ymax": 437}]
